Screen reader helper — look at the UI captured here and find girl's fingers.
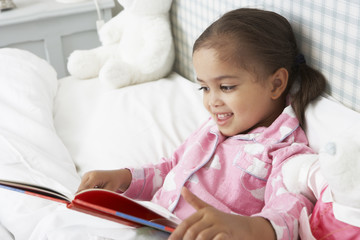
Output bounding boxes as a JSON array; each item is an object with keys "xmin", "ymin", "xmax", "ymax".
[
  {"xmin": 213, "ymin": 232, "xmax": 230, "ymax": 240},
  {"xmin": 169, "ymin": 187, "xmax": 218, "ymax": 240},
  {"xmin": 181, "ymin": 187, "xmax": 210, "ymax": 210},
  {"xmin": 193, "ymin": 226, "xmax": 229, "ymax": 240},
  {"xmin": 169, "ymin": 211, "xmax": 203, "ymax": 240},
  {"xmin": 77, "ymin": 172, "xmax": 102, "ymax": 192},
  {"xmin": 182, "ymin": 220, "xmax": 213, "ymax": 240}
]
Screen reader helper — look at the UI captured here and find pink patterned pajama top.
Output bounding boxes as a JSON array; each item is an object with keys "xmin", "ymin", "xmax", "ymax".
[{"xmin": 124, "ymin": 105, "xmax": 314, "ymax": 239}]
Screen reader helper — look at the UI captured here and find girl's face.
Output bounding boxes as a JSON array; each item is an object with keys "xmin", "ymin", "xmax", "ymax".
[{"xmin": 193, "ymin": 48, "xmax": 282, "ymax": 136}]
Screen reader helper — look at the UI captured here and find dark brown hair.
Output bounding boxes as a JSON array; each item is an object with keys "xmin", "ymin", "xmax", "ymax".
[{"xmin": 193, "ymin": 8, "xmax": 326, "ymax": 127}]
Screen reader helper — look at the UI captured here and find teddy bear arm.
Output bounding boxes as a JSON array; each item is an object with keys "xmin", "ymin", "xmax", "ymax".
[
  {"xmin": 67, "ymin": 44, "xmax": 118, "ymax": 79},
  {"xmin": 100, "ymin": 44, "xmax": 174, "ymax": 88},
  {"xmin": 99, "ymin": 12, "xmax": 127, "ymax": 45},
  {"xmin": 282, "ymin": 154, "xmax": 320, "ymax": 203}
]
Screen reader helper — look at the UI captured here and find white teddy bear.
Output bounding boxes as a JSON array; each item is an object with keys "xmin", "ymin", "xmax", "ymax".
[
  {"xmin": 309, "ymin": 126, "xmax": 360, "ymax": 239},
  {"xmin": 67, "ymin": 0, "xmax": 175, "ymax": 88},
  {"xmin": 318, "ymin": 128, "xmax": 360, "ymax": 210},
  {"xmin": 282, "ymin": 124, "xmax": 360, "ymax": 239}
]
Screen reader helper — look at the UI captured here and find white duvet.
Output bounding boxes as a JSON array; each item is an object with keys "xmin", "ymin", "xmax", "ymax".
[{"xmin": 0, "ymin": 48, "xmax": 208, "ymax": 239}]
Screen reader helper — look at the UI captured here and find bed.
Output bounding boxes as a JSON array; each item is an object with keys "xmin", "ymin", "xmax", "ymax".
[{"xmin": 0, "ymin": 0, "xmax": 359, "ymax": 239}]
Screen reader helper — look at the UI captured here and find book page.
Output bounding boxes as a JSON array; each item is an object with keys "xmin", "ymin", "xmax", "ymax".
[
  {"xmin": 138, "ymin": 200, "xmax": 181, "ymax": 225},
  {"xmin": 0, "ymin": 180, "xmax": 72, "ymax": 203}
]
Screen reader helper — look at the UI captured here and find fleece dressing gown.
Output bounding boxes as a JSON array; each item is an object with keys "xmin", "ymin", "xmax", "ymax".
[{"xmin": 124, "ymin": 105, "xmax": 314, "ymax": 239}]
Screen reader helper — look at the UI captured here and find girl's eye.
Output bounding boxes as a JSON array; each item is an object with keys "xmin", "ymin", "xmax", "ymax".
[
  {"xmin": 198, "ymin": 86, "xmax": 210, "ymax": 92},
  {"xmin": 221, "ymin": 85, "xmax": 236, "ymax": 92}
]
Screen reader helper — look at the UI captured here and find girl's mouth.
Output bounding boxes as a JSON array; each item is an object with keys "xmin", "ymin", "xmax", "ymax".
[{"xmin": 215, "ymin": 113, "xmax": 233, "ymax": 125}]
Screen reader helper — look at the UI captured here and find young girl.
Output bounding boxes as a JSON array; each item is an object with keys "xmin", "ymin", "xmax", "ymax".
[{"xmin": 77, "ymin": 8, "xmax": 326, "ymax": 240}]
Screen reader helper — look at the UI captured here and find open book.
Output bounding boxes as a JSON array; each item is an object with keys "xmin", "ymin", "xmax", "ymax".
[{"xmin": 0, "ymin": 180, "xmax": 180, "ymax": 233}]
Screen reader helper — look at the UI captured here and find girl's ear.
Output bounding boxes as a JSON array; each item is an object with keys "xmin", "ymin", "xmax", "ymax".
[{"xmin": 270, "ymin": 68, "xmax": 288, "ymax": 100}]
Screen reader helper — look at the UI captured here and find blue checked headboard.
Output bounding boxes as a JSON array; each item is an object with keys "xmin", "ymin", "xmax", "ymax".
[{"xmin": 170, "ymin": 0, "xmax": 360, "ymax": 113}]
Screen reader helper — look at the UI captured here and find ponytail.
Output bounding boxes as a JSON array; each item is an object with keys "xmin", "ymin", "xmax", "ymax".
[{"xmin": 291, "ymin": 62, "xmax": 326, "ymax": 128}]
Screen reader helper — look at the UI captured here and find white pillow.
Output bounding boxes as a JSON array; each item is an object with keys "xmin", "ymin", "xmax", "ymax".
[
  {"xmin": 0, "ymin": 48, "xmax": 80, "ymax": 239},
  {"xmin": 0, "ymin": 223, "xmax": 13, "ymax": 240},
  {"xmin": 0, "ymin": 48, "xmax": 80, "ymax": 192},
  {"xmin": 305, "ymin": 94, "xmax": 360, "ymax": 152},
  {"xmin": 54, "ymin": 73, "xmax": 209, "ymax": 175}
]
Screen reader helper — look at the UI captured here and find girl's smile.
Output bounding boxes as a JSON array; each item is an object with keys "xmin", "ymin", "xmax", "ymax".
[{"xmin": 214, "ymin": 112, "xmax": 234, "ymax": 126}]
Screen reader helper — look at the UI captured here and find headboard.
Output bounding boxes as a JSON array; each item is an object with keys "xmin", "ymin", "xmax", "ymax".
[{"xmin": 170, "ymin": 0, "xmax": 360, "ymax": 113}]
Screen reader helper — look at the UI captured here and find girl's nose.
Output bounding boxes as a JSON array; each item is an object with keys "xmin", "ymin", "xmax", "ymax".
[{"xmin": 208, "ymin": 92, "xmax": 222, "ymax": 108}]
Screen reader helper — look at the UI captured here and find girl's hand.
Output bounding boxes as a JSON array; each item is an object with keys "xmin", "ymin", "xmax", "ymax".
[
  {"xmin": 169, "ymin": 187, "xmax": 276, "ymax": 240},
  {"xmin": 76, "ymin": 169, "xmax": 132, "ymax": 193}
]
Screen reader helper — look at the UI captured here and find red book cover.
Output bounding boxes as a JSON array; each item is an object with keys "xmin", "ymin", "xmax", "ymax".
[{"xmin": 0, "ymin": 180, "xmax": 179, "ymax": 233}]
